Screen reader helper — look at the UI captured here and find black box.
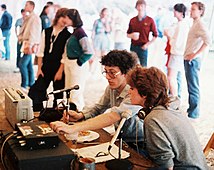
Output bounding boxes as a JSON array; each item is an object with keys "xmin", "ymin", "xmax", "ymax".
[
  {"xmin": 15, "ymin": 121, "xmax": 59, "ymax": 150},
  {"xmin": 4, "ymin": 139, "xmax": 75, "ymax": 170}
]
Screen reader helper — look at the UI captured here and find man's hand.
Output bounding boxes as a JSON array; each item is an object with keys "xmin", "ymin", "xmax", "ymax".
[
  {"xmin": 142, "ymin": 43, "xmax": 149, "ymax": 50},
  {"xmin": 63, "ymin": 110, "xmax": 84, "ymax": 122},
  {"xmin": 185, "ymin": 53, "xmax": 196, "ymax": 61}
]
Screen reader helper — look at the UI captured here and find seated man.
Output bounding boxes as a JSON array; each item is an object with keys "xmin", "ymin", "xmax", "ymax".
[
  {"xmin": 126, "ymin": 66, "xmax": 208, "ymax": 169},
  {"xmin": 51, "ymin": 50, "xmax": 144, "ymax": 150}
]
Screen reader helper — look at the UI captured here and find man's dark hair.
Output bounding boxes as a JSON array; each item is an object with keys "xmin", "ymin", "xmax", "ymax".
[
  {"xmin": 101, "ymin": 50, "xmax": 138, "ymax": 75},
  {"xmin": 1, "ymin": 4, "xmax": 6, "ymax": 9},
  {"xmin": 65, "ymin": 9, "xmax": 83, "ymax": 27},
  {"xmin": 174, "ymin": 3, "xmax": 187, "ymax": 18},
  {"xmin": 21, "ymin": 9, "xmax": 25, "ymax": 13},
  {"xmin": 47, "ymin": 1, "xmax": 54, "ymax": 5}
]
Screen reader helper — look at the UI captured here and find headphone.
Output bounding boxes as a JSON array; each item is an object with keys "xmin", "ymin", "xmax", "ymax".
[{"xmin": 137, "ymin": 108, "xmax": 149, "ymax": 120}]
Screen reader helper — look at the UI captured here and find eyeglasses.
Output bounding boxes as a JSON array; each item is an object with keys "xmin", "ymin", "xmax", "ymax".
[
  {"xmin": 95, "ymin": 151, "xmax": 109, "ymax": 158},
  {"xmin": 102, "ymin": 70, "xmax": 121, "ymax": 78}
]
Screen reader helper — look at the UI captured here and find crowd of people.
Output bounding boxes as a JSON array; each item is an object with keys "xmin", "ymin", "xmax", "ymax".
[{"xmin": 0, "ymin": 0, "xmax": 212, "ymax": 169}]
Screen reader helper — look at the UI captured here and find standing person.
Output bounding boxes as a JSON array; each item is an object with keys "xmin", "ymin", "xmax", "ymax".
[
  {"xmin": 127, "ymin": 66, "xmax": 208, "ymax": 169},
  {"xmin": 28, "ymin": 8, "xmax": 71, "ymax": 112},
  {"xmin": 51, "ymin": 50, "xmax": 144, "ymax": 151},
  {"xmin": 111, "ymin": 8, "xmax": 128, "ymax": 50},
  {"xmin": 127, "ymin": 0, "xmax": 158, "ymax": 67},
  {"xmin": 90, "ymin": 8, "xmax": 111, "ymax": 78},
  {"xmin": 62, "ymin": 9, "xmax": 93, "ymax": 110},
  {"xmin": 92, "ymin": 8, "xmax": 111, "ymax": 58},
  {"xmin": 18, "ymin": 1, "xmax": 41, "ymax": 91},
  {"xmin": 40, "ymin": 5, "xmax": 51, "ymax": 31},
  {"xmin": 14, "ymin": 9, "xmax": 27, "ymax": 73},
  {"xmin": 0, "ymin": 4, "xmax": 12, "ymax": 60},
  {"xmin": 164, "ymin": 3, "xmax": 190, "ymax": 98},
  {"xmin": 184, "ymin": 2, "xmax": 210, "ymax": 119},
  {"xmin": 0, "ymin": 29, "xmax": 5, "ymax": 58}
]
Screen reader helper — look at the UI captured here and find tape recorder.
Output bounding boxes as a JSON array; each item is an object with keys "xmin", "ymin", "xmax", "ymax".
[{"xmin": 3, "ymin": 88, "xmax": 34, "ymax": 128}]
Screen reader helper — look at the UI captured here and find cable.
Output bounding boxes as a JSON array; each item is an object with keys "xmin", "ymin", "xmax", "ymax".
[
  {"xmin": 135, "ymin": 116, "xmax": 139, "ymax": 154},
  {"xmin": 0, "ymin": 131, "xmax": 13, "ymax": 142},
  {"xmin": 26, "ymin": 116, "xmax": 38, "ymax": 123},
  {"xmin": 108, "ymin": 149, "xmax": 116, "ymax": 159},
  {"xmin": 1, "ymin": 132, "xmax": 17, "ymax": 170}
]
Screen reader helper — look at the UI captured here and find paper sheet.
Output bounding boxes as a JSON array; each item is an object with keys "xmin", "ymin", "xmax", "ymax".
[{"xmin": 72, "ymin": 142, "xmax": 130, "ymax": 163}]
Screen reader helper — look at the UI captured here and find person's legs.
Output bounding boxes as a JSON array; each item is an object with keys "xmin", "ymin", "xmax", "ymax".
[
  {"xmin": 19, "ymin": 54, "xmax": 32, "ymax": 88},
  {"xmin": 167, "ymin": 68, "xmax": 178, "ymax": 96},
  {"xmin": 2, "ymin": 30, "xmax": 11, "ymax": 60},
  {"xmin": 53, "ymin": 74, "xmax": 65, "ymax": 107},
  {"xmin": 28, "ymin": 75, "xmax": 50, "ymax": 111},
  {"xmin": 27, "ymin": 55, "xmax": 35, "ymax": 87},
  {"xmin": 184, "ymin": 58, "xmax": 201, "ymax": 118},
  {"xmin": 64, "ymin": 59, "xmax": 88, "ymax": 111},
  {"xmin": 177, "ymin": 71, "xmax": 182, "ymax": 98},
  {"xmin": 16, "ymin": 42, "xmax": 22, "ymax": 68},
  {"xmin": 130, "ymin": 44, "xmax": 148, "ymax": 67}
]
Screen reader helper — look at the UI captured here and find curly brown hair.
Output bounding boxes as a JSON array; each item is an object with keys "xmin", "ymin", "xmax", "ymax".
[
  {"xmin": 127, "ymin": 66, "xmax": 169, "ymax": 110},
  {"xmin": 100, "ymin": 50, "xmax": 138, "ymax": 75}
]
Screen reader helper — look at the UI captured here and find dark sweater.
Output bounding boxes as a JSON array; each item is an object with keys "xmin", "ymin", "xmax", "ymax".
[{"xmin": 0, "ymin": 11, "xmax": 12, "ymax": 30}]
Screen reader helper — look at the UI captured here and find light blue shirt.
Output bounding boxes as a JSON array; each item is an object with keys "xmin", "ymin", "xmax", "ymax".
[{"xmin": 83, "ymin": 84, "xmax": 144, "ymax": 142}]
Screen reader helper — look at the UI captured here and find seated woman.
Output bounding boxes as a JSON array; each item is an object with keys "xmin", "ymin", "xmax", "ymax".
[{"xmin": 126, "ymin": 66, "xmax": 208, "ymax": 170}]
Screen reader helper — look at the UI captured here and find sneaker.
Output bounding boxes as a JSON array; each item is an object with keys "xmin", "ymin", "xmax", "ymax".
[
  {"xmin": 13, "ymin": 68, "xmax": 20, "ymax": 73},
  {"xmin": 21, "ymin": 87, "xmax": 28, "ymax": 94}
]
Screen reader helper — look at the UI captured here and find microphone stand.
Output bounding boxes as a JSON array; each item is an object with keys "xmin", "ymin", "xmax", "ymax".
[
  {"xmin": 105, "ymin": 130, "xmax": 133, "ymax": 170},
  {"xmin": 65, "ymin": 90, "xmax": 71, "ymax": 123}
]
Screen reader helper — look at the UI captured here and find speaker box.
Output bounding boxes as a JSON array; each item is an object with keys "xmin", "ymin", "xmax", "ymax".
[{"xmin": 4, "ymin": 139, "xmax": 75, "ymax": 170}]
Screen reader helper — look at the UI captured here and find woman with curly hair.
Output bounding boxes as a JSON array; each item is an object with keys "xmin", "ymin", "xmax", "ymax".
[{"xmin": 126, "ymin": 66, "xmax": 208, "ymax": 169}]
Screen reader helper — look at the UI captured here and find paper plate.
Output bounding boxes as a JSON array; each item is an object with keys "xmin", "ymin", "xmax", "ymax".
[{"xmin": 77, "ymin": 131, "xmax": 100, "ymax": 143}]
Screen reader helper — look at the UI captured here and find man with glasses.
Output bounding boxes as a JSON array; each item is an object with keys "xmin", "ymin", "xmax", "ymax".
[{"xmin": 51, "ymin": 50, "xmax": 144, "ymax": 152}]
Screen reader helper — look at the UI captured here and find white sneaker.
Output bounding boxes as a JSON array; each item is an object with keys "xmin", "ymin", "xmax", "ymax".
[
  {"xmin": 13, "ymin": 68, "xmax": 20, "ymax": 73},
  {"xmin": 21, "ymin": 87, "xmax": 28, "ymax": 94}
]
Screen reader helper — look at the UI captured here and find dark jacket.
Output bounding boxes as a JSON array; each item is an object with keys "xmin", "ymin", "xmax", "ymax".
[{"xmin": 0, "ymin": 11, "xmax": 12, "ymax": 30}]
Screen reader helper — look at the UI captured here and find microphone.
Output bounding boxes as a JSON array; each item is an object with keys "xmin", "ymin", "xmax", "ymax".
[
  {"xmin": 108, "ymin": 110, "xmax": 132, "ymax": 151},
  {"xmin": 48, "ymin": 85, "xmax": 79, "ymax": 95}
]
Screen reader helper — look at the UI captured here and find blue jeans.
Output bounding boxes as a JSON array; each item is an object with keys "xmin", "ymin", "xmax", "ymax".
[
  {"xmin": 2, "ymin": 29, "xmax": 11, "ymax": 60},
  {"xmin": 130, "ymin": 44, "xmax": 148, "ymax": 67},
  {"xmin": 177, "ymin": 71, "xmax": 182, "ymax": 98},
  {"xmin": 19, "ymin": 53, "xmax": 35, "ymax": 88},
  {"xmin": 184, "ymin": 58, "xmax": 202, "ymax": 118},
  {"xmin": 16, "ymin": 42, "xmax": 22, "ymax": 68}
]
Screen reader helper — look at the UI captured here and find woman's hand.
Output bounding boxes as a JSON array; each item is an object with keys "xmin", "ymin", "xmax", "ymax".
[
  {"xmin": 50, "ymin": 121, "xmax": 72, "ymax": 134},
  {"xmin": 54, "ymin": 70, "xmax": 63, "ymax": 81},
  {"xmin": 37, "ymin": 69, "xmax": 44, "ymax": 78}
]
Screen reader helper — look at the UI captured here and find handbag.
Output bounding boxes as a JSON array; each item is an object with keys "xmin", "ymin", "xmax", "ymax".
[{"xmin": 39, "ymin": 107, "xmax": 65, "ymax": 123}]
